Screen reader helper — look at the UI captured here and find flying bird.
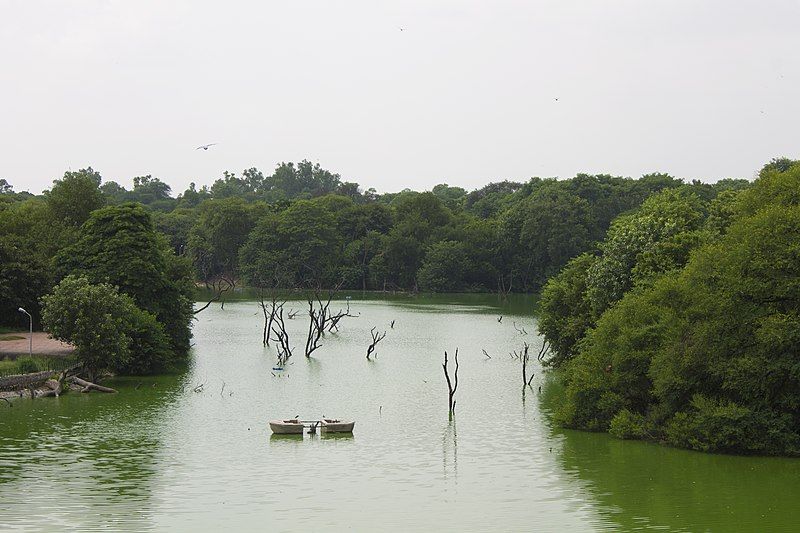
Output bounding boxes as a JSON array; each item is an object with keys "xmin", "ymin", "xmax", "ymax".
[
  {"xmin": 399, "ymin": 27, "xmax": 405, "ymax": 32},
  {"xmin": 196, "ymin": 143, "xmax": 217, "ymax": 151}
]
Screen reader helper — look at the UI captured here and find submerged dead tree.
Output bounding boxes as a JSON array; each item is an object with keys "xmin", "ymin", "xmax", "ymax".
[
  {"xmin": 366, "ymin": 327, "xmax": 387, "ymax": 360},
  {"xmin": 536, "ymin": 340, "xmax": 550, "ymax": 363},
  {"xmin": 194, "ymin": 275, "xmax": 236, "ymax": 315},
  {"xmin": 303, "ymin": 281, "xmax": 355, "ymax": 357},
  {"xmin": 270, "ymin": 306, "xmax": 293, "ymax": 365},
  {"xmin": 327, "ymin": 301, "xmax": 357, "ymax": 332},
  {"xmin": 259, "ymin": 288, "xmax": 286, "ymax": 347},
  {"xmin": 512, "ymin": 342, "xmax": 534, "ymax": 388},
  {"xmin": 442, "ymin": 349, "xmax": 459, "ymax": 418}
]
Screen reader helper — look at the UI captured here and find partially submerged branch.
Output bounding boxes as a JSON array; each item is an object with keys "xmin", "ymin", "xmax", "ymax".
[
  {"xmin": 71, "ymin": 376, "xmax": 118, "ymax": 393},
  {"xmin": 366, "ymin": 327, "xmax": 387, "ymax": 360},
  {"xmin": 513, "ymin": 342, "xmax": 534, "ymax": 388},
  {"xmin": 442, "ymin": 348, "xmax": 459, "ymax": 418},
  {"xmin": 194, "ymin": 276, "xmax": 236, "ymax": 315}
]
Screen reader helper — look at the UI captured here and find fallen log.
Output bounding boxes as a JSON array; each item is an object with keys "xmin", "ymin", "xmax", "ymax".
[
  {"xmin": 70, "ymin": 376, "xmax": 117, "ymax": 393},
  {"xmin": 0, "ymin": 370, "xmax": 57, "ymax": 392}
]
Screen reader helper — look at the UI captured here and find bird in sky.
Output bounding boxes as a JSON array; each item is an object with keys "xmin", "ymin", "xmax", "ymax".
[
  {"xmin": 399, "ymin": 27, "xmax": 405, "ymax": 32},
  {"xmin": 196, "ymin": 143, "xmax": 217, "ymax": 151},
  {"xmin": 554, "ymin": 97, "xmax": 559, "ymax": 101}
]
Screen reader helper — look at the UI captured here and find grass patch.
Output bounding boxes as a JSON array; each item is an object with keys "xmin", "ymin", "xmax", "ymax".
[
  {"xmin": 0, "ymin": 355, "xmax": 78, "ymax": 377},
  {"xmin": 0, "ymin": 335, "xmax": 26, "ymax": 341}
]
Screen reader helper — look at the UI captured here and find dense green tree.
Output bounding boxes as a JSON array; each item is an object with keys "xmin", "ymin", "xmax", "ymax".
[
  {"xmin": 45, "ymin": 168, "xmax": 106, "ymax": 226},
  {"xmin": 100, "ymin": 181, "xmax": 128, "ymax": 204},
  {"xmin": 585, "ymin": 189, "xmax": 704, "ymax": 315},
  {"xmin": 130, "ymin": 175, "xmax": 174, "ymax": 210},
  {"xmin": 0, "ymin": 235, "xmax": 50, "ymax": 328},
  {"xmin": 41, "ymin": 276, "xmax": 134, "ymax": 380},
  {"xmin": 239, "ymin": 200, "xmax": 341, "ymax": 287},
  {"xmin": 41, "ymin": 275, "xmax": 175, "ymax": 378},
  {"xmin": 537, "ymin": 253, "xmax": 597, "ymax": 367},
  {"xmin": 554, "ymin": 163, "xmax": 800, "ymax": 455},
  {"xmin": 55, "ymin": 204, "xmax": 194, "ymax": 354},
  {"xmin": 417, "ymin": 241, "xmax": 471, "ymax": 292},
  {"xmin": 0, "ymin": 179, "xmax": 13, "ymax": 194},
  {"xmin": 187, "ymin": 198, "xmax": 260, "ymax": 281}
]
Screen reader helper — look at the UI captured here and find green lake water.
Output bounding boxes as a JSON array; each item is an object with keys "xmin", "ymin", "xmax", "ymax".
[{"xmin": 1, "ymin": 294, "xmax": 798, "ymax": 531}]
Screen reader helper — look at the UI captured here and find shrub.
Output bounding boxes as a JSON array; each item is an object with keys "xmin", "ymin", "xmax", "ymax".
[
  {"xmin": 609, "ymin": 409, "xmax": 648, "ymax": 440},
  {"xmin": 15, "ymin": 357, "xmax": 41, "ymax": 374}
]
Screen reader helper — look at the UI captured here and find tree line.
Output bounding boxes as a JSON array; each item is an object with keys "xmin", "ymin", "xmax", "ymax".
[
  {"xmin": 537, "ymin": 157, "xmax": 800, "ymax": 456},
  {"xmin": 0, "ymin": 159, "xmax": 749, "ymax": 377}
]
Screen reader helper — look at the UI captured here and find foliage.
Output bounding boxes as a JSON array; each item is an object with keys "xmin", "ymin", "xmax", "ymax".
[
  {"xmin": 45, "ymin": 168, "xmax": 106, "ymax": 227},
  {"xmin": 553, "ymin": 163, "xmax": 800, "ymax": 455},
  {"xmin": 41, "ymin": 276, "xmax": 135, "ymax": 379},
  {"xmin": 55, "ymin": 204, "xmax": 194, "ymax": 354},
  {"xmin": 537, "ymin": 253, "xmax": 597, "ymax": 367},
  {"xmin": 41, "ymin": 275, "xmax": 176, "ymax": 377}
]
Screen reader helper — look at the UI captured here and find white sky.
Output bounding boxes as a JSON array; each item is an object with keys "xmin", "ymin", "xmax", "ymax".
[{"xmin": 2, "ymin": 0, "xmax": 799, "ymax": 195}]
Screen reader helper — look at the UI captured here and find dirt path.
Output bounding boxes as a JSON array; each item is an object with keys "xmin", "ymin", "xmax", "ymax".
[{"xmin": 0, "ymin": 332, "xmax": 75, "ymax": 358}]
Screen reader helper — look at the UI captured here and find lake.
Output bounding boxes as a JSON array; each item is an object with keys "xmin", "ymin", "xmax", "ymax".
[{"xmin": 1, "ymin": 294, "xmax": 798, "ymax": 532}]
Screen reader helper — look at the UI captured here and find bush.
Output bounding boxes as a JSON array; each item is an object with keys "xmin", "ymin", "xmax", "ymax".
[
  {"xmin": 15, "ymin": 357, "xmax": 41, "ymax": 374},
  {"xmin": 609, "ymin": 409, "xmax": 648, "ymax": 440},
  {"xmin": 41, "ymin": 275, "xmax": 177, "ymax": 378}
]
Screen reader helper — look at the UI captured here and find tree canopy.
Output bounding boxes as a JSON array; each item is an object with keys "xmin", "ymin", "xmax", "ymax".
[{"xmin": 541, "ymin": 160, "xmax": 800, "ymax": 455}]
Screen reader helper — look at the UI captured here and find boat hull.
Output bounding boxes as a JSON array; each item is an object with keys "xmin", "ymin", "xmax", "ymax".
[
  {"xmin": 321, "ymin": 419, "xmax": 355, "ymax": 433},
  {"xmin": 269, "ymin": 420, "xmax": 304, "ymax": 434}
]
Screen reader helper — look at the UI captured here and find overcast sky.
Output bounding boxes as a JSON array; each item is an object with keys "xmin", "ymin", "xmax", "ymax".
[{"xmin": 2, "ymin": 0, "xmax": 799, "ymax": 195}]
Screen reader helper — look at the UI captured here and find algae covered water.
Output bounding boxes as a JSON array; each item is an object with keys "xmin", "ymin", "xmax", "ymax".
[{"xmin": 1, "ymin": 294, "xmax": 798, "ymax": 531}]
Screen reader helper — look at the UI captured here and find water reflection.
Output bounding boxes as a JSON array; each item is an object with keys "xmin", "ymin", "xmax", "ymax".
[
  {"xmin": 539, "ymin": 377, "xmax": 800, "ymax": 532},
  {"xmin": 0, "ymin": 375, "xmax": 182, "ymax": 531},
  {"xmin": 442, "ymin": 419, "xmax": 458, "ymax": 481},
  {"xmin": 269, "ymin": 434, "xmax": 304, "ymax": 444}
]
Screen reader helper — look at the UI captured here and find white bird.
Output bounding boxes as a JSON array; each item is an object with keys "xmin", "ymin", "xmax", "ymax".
[{"xmin": 196, "ymin": 143, "xmax": 217, "ymax": 151}]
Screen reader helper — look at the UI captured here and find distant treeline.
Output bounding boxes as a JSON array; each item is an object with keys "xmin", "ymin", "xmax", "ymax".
[
  {"xmin": 538, "ymin": 157, "xmax": 800, "ymax": 456},
  {"xmin": 0, "ymin": 160, "xmax": 750, "ymax": 316}
]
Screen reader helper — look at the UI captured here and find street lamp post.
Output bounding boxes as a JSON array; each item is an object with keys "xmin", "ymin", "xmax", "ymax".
[{"xmin": 17, "ymin": 307, "xmax": 32, "ymax": 357}]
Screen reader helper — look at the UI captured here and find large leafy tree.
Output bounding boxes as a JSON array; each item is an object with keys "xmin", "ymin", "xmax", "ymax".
[
  {"xmin": 187, "ymin": 197, "xmax": 260, "ymax": 281},
  {"xmin": 585, "ymin": 188, "xmax": 704, "ymax": 314},
  {"xmin": 555, "ymin": 162, "xmax": 800, "ymax": 455},
  {"xmin": 41, "ymin": 276, "xmax": 134, "ymax": 380},
  {"xmin": 45, "ymin": 167, "xmax": 106, "ymax": 226},
  {"xmin": 239, "ymin": 199, "xmax": 341, "ymax": 287},
  {"xmin": 41, "ymin": 275, "xmax": 174, "ymax": 378},
  {"xmin": 55, "ymin": 203, "xmax": 194, "ymax": 354}
]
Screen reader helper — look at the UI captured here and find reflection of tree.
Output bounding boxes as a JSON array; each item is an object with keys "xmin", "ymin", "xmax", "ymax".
[
  {"xmin": 552, "ymin": 426, "xmax": 800, "ymax": 531},
  {"xmin": 442, "ymin": 419, "xmax": 458, "ymax": 481},
  {"xmin": 0, "ymin": 375, "xmax": 182, "ymax": 529}
]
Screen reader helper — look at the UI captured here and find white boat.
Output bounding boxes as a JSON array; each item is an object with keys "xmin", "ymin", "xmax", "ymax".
[
  {"xmin": 320, "ymin": 418, "xmax": 355, "ymax": 433},
  {"xmin": 269, "ymin": 419, "xmax": 304, "ymax": 434}
]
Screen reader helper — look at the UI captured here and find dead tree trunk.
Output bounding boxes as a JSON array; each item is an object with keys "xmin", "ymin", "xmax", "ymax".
[
  {"xmin": 513, "ymin": 342, "xmax": 534, "ymax": 388},
  {"xmin": 270, "ymin": 306, "xmax": 293, "ymax": 366},
  {"xmin": 194, "ymin": 276, "xmax": 235, "ymax": 315},
  {"xmin": 71, "ymin": 376, "xmax": 118, "ymax": 393},
  {"xmin": 442, "ymin": 349, "xmax": 459, "ymax": 418},
  {"xmin": 327, "ymin": 301, "xmax": 356, "ymax": 332},
  {"xmin": 303, "ymin": 280, "xmax": 346, "ymax": 357},
  {"xmin": 366, "ymin": 327, "xmax": 387, "ymax": 360},
  {"xmin": 536, "ymin": 340, "xmax": 550, "ymax": 363},
  {"xmin": 259, "ymin": 289, "xmax": 285, "ymax": 347}
]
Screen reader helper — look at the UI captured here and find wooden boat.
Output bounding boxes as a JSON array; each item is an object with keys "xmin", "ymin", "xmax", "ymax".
[
  {"xmin": 269, "ymin": 419, "xmax": 304, "ymax": 434},
  {"xmin": 320, "ymin": 418, "xmax": 355, "ymax": 433}
]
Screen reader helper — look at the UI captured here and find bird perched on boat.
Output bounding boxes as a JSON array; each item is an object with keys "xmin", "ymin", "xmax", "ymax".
[{"xmin": 196, "ymin": 143, "xmax": 217, "ymax": 151}]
